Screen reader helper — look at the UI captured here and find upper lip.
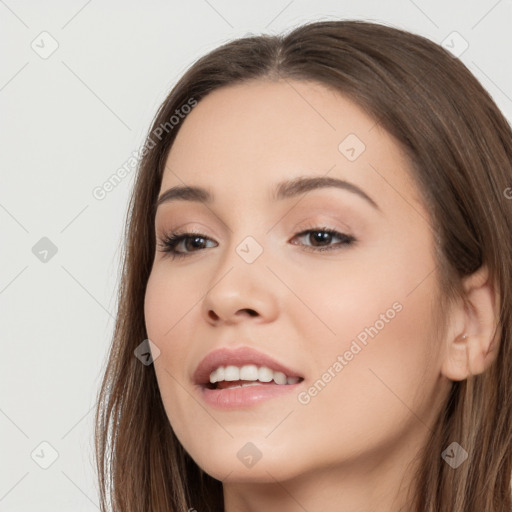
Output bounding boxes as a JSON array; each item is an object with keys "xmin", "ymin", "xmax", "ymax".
[{"xmin": 193, "ymin": 346, "xmax": 304, "ymax": 385}]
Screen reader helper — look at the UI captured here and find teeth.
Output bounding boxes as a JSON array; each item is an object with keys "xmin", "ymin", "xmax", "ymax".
[
  {"xmin": 227, "ymin": 382, "xmax": 262, "ymax": 389},
  {"xmin": 211, "ymin": 366, "xmax": 224, "ymax": 383},
  {"xmin": 258, "ymin": 366, "xmax": 274, "ymax": 382},
  {"xmin": 240, "ymin": 364, "xmax": 259, "ymax": 380},
  {"xmin": 273, "ymin": 371, "xmax": 287, "ymax": 385},
  {"xmin": 224, "ymin": 365, "xmax": 240, "ymax": 381},
  {"xmin": 209, "ymin": 364, "xmax": 301, "ymax": 386}
]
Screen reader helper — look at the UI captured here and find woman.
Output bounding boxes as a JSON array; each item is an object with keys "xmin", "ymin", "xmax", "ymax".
[{"xmin": 95, "ymin": 19, "xmax": 512, "ymax": 511}]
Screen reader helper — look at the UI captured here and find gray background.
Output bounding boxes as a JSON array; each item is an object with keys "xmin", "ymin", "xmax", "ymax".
[{"xmin": 1, "ymin": 0, "xmax": 511, "ymax": 510}]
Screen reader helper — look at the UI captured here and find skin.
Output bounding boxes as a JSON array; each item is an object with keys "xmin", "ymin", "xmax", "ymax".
[{"xmin": 144, "ymin": 79, "xmax": 498, "ymax": 512}]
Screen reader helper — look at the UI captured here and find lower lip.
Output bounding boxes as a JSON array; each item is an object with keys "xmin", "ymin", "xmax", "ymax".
[{"xmin": 197, "ymin": 382, "xmax": 303, "ymax": 409}]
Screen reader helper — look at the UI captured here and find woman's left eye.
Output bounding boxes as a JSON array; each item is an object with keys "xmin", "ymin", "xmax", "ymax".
[
  {"xmin": 290, "ymin": 227, "xmax": 356, "ymax": 252},
  {"xmin": 157, "ymin": 227, "xmax": 356, "ymax": 260}
]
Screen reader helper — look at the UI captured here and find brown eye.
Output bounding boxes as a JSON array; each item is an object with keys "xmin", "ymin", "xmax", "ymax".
[
  {"xmin": 291, "ymin": 228, "xmax": 356, "ymax": 252},
  {"xmin": 157, "ymin": 232, "xmax": 217, "ymax": 259}
]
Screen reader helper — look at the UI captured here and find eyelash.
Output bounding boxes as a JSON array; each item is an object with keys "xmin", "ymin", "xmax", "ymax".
[{"xmin": 157, "ymin": 225, "xmax": 357, "ymax": 260}]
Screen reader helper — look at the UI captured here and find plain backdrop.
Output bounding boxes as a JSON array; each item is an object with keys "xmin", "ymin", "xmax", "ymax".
[{"xmin": 1, "ymin": 1, "xmax": 511, "ymax": 510}]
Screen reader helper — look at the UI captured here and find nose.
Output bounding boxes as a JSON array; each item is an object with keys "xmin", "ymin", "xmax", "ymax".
[{"xmin": 201, "ymin": 239, "xmax": 280, "ymax": 325}]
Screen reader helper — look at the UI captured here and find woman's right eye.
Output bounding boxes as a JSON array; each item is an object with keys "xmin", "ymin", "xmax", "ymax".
[{"xmin": 157, "ymin": 232, "xmax": 217, "ymax": 259}]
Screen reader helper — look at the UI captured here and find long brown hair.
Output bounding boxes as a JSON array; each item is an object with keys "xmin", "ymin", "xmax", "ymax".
[{"xmin": 95, "ymin": 19, "xmax": 512, "ymax": 511}]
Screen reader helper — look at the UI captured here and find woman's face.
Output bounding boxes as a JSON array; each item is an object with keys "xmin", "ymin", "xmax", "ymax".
[{"xmin": 144, "ymin": 79, "xmax": 452, "ymax": 487}]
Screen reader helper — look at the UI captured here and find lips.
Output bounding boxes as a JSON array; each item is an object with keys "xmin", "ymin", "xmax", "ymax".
[{"xmin": 193, "ymin": 346, "xmax": 304, "ymax": 387}]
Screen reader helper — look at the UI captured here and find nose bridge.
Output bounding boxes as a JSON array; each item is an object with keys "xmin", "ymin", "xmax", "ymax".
[
  {"xmin": 213, "ymin": 227, "xmax": 269, "ymax": 292},
  {"xmin": 202, "ymin": 224, "xmax": 279, "ymax": 323},
  {"xmin": 218, "ymin": 208, "xmax": 270, "ymax": 270}
]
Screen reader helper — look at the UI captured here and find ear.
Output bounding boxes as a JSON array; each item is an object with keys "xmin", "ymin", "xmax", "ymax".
[{"xmin": 441, "ymin": 265, "xmax": 500, "ymax": 381}]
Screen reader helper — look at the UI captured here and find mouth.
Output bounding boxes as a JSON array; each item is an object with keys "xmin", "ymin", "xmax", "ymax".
[
  {"xmin": 204, "ymin": 364, "xmax": 305, "ymax": 390},
  {"xmin": 193, "ymin": 347, "xmax": 305, "ymax": 409}
]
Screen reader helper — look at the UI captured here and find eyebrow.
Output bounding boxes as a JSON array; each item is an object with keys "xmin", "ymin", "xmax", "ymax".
[{"xmin": 156, "ymin": 175, "xmax": 380, "ymax": 211}]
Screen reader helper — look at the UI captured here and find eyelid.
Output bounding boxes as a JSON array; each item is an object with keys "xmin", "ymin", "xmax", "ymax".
[
  {"xmin": 156, "ymin": 222, "xmax": 221, "ymax": 242},
  {"xmin": 158, "ymin": 218, "xmax": 354, "ymax": 245},
  {"xmin": 291, "ymin": 218, "xmax": 355, "ymax": 237}
]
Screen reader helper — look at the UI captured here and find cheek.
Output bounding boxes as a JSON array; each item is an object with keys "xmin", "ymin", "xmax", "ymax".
[
  {"xmin": 143, "ymin": 264, "xmax": 208, "ymax": 392},
  {"xmin": 293, "ymin": 263, "xmax": 442, "ymax": 447},
  {"xmin": 143, "ymin": 268, "xmax": 195, "ymax": 402},
  {"xmin": 144, "ymin": 265, "xmax": 202, "ymax": 340},
  {"xmin": 289, "ymin": 238, "xmax": 442, "ymax": 418}
]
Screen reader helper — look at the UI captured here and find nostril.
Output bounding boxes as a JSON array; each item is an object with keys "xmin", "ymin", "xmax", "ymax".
[
  {"xmin": 208, "ymin": 310, "xmax": 220, "ymax": 321},
  {"xmin": 235, "ymin": 308, "xmax": 258, "ymax": 317},
  {"xmin": 207, "ymin": 308, "xmax": 259, "ymax": 321}
]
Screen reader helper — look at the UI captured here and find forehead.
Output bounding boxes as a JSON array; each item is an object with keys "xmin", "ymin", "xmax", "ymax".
[{"xmin": 160, "ymin": 79, "xmax": 426, "ymax": 217}]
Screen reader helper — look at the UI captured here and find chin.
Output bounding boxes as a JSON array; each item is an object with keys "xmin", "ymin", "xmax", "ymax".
[
  {"xmin": 185, "ymin": 442, "xmax": 307, "ymax": 484},
  {"xmin": 199, "ymin": 461, "xmax": 300, "ymax": 484}
]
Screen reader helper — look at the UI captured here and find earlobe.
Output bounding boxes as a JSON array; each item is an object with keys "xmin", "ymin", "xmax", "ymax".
[
  {"xmin": 442, "ymin": 333, "xmax": 470, "ymax": 381},
  {"xmin": 441, "ymin": 265, "xmax": 500, "ymax": 381}
]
